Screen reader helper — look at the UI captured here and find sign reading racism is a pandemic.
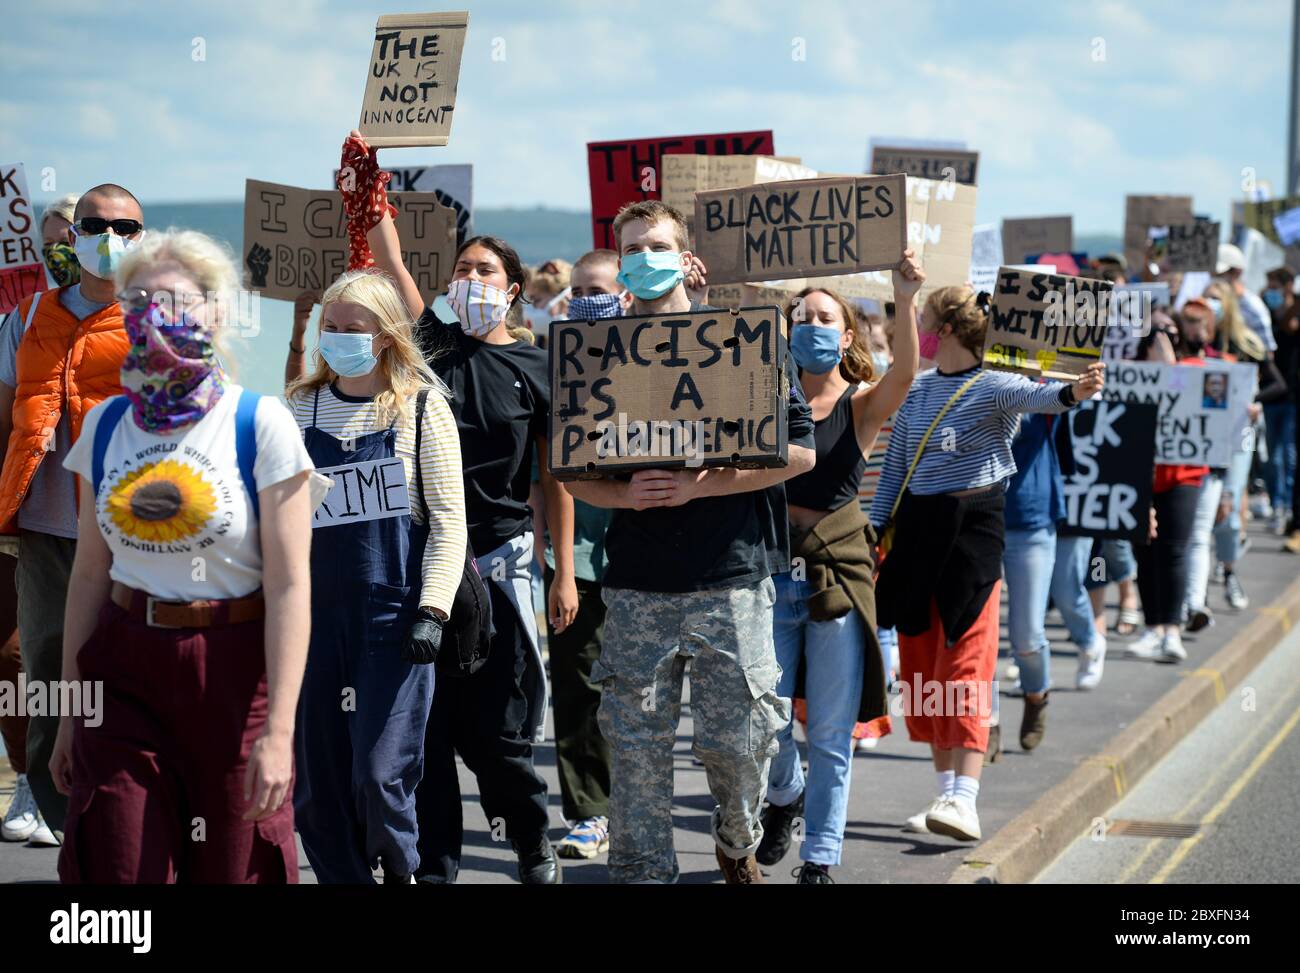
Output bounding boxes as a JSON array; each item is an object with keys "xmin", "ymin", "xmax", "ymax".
[
  {"xmin": 691, "ymin": 174, "xmax": 907, "ymax": 286},
  {"xmin": 548, "ymin": 306, "xmax": 789, "ymax": 479},
  {"xmin": 982, "ymin": 267, "xmax": 1111, "ymax": 380},
  {"xmin": 0, "ymin": 162, "xmax": 46, "ymax": 314},
  {"xmin": 358, "ymin": 11, "xmax": 469, "ymax": 147}
]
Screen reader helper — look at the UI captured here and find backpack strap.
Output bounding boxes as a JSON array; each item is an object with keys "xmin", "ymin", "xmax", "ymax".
[
  {"xmin": 235, "ymin": 389, "xmax": 262, "ymax": 520},
  {"xmin": 413, "ymin": 388, "xmax": 430, "ymax": 520},
  {"xmin": 888, "ymin": 371, "xmax": 985, "ymax": 522},
  {"xmin": 91, "ymin": 396, "xmax": 132, "ymax": 497},
  {"xmin": 23, "ymin": 290, "xmax": 42, "ymax": 332}
]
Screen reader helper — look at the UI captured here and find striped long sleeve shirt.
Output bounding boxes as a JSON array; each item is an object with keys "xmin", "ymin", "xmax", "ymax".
[
  {"xmin": 289, "ymin": 383, "xmax": 467, "ymax": 615},
  {"xmin": 868, "ymin": 366, "xmax": 1073, "ymax": 528}
]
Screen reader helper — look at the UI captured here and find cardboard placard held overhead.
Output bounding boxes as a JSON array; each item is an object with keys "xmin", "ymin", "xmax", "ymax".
[
  {"xmin": 243, "ymin": 179, "xmax": 457, "ymax": 301},
  {"xmin": 1124, "ymin": 194, "xmax": 1193, "ymax": 273},
  {"xmin": 358, "ymin": 11, "xmax": 469, "ymax": 147},
  {"xmin": 692, "ymin": 174, "xmax": 907, "ymax": 286},
  {"xmin": 0, "ymin": 162, "xmax": 46, "ymax": 314},
  {"xmin": 662, "ymin": 155, "xmax": 816, "ymax": 236},
  {"xmin": 549, "ymin": 306, "xmax": 789, "ymax": 479},
  {"xmin": 1060, "ymin": 400, "xmax": 1158, "ymax": 544},
  {"xmin": 983, "ymin": 267, "xmax": 1111, "ymax": 379},
  {"xmin": 586, "ymin": 130, "xmax": 774, "ymax": 249},
  {"xmin": 1001, "ymin": 216, "xmax": 1072, "ymax": 264},
  {"xmin": 869, "ymin": 145, "xmax": 978, "ymax": 186},
  {"xmin": 1163, "ymin": 221, "xmax": 1219, "ymax": 272}
]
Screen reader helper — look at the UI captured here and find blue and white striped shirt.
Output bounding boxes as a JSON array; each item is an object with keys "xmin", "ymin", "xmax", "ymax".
[{"xmin": 868, "ymin": 366, "xmax": 1072, "ymax": 527}]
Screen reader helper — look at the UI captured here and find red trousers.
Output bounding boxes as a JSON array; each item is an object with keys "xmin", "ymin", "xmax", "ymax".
[
  {"xmin": 896, "ymin": 581, "xmax": 1000, "ymax": 753},
  {"xmin": 59, "ymin": 602, "xmax": 297, "ymax": 884}
]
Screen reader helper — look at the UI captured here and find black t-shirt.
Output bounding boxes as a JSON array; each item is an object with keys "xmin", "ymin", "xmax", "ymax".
[
  {"xmin": 418, "ymin": 309, "xmax": 549, "ymax": 555},
  {"xmin": 601, "ymin": 344, "xmax": 816, "ymax": 593}
]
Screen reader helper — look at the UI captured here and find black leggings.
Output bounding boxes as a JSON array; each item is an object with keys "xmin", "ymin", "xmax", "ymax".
[{"xmin": 1134, "ymin": 483, "xmax": 1201, "ymax": 626}]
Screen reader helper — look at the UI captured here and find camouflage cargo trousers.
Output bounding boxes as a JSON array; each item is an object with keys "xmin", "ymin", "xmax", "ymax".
[{"xmin": 594, "ymin": 578, "xmax": 790, "ymax": 884}]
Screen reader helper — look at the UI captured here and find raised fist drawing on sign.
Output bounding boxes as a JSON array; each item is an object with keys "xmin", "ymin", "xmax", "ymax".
[{"xmin": 246, "ymin": 243, "xmax": 271, "ymax": 289}]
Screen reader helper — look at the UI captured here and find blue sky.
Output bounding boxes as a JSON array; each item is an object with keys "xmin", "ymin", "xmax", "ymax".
[{"xmin": 1, "ymin": 0, "xmax": 1290, "ymax": 234}]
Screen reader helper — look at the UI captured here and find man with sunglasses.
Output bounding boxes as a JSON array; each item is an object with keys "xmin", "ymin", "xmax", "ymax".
[{"xmin": 0, "ymin": 183, "xmax": 143, "ymax": 844}]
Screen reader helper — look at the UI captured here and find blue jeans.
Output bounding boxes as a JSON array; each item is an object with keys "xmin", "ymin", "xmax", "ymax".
[
  {"xmin": 1214, "ymin": 448, "xmax": 1252, "ymax": 565},
  {"xmin": 767, "ymin": 572, "xmax": 864, "ymax": 866},
  {"xmin": 1263, "ymin": 401, "xmax": 1296, "ymax": 509},
  {"xmin": 1084, "ymin": 538, "xmax": 1136, "ymax": 590},
  {"xmin": 1003, "ymin": 528, "xmax": 1098, "ymax": 695}
]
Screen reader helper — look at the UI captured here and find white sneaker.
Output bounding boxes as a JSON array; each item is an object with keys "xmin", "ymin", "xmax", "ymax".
[
  {"xmin": 27, "ymin": 813, "xmax": 59, "ymax": 847},
  {"xmin": 1157, "ymin": 630, "xmax": 1187, "ymax": 664},
  {"xmin": 1076, "ymin": 635, "xmax": 1107, "ymax": 691},
  {"xmin": 1251, "ymin": 494, "xmax": 1273, "ymax": 519},
  {"xmin": 1, "ymin": 774, "xmax": 38, "ymax": 842},
  {"xmin": 1124, "ymin": 628, "xmax": 1164, "ymax": 660},
  {"xmin": 904, "ymin": 797, "xmax": 945, "ymax": 833},
  {"xmin": 855, "ymin": 736, "xmax": 879, "ymax": 751},
  {"xmin": 925, "ymin": 796, "xmax": 982, "ymax": 842}
]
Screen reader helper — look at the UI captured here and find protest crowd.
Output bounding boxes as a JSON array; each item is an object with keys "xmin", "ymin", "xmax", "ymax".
[{"xmin": 1, "ymin": 23, "xmax": 1295, "ymax": 886}]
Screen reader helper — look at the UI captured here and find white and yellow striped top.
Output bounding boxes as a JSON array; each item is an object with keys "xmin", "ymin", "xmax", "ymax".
[{"xmin": 288, "ymin": 383, "xmax": 467, "ymax": 616}]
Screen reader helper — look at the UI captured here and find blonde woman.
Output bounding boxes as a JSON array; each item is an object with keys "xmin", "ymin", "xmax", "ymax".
[
  {"xmin": 51, "ymin": 229, "xmax": 315, "ymax": 882},
  {"xmin": 41, "ymin": 193, "xmax": 82, "ymax": 287},
  {"xmin": 286, "ymin": 268, "xmax": 467, "ymax": 884}
]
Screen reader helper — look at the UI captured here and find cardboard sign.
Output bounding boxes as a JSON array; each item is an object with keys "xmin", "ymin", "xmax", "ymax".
[
  {"xmin": 0, "ymin": 163, "xmax": 46, "ymax": 314},
  {"xmin": 983, "ymin": 267, "xmax": 1111, "ymax": 379},
  {"xmin": 1163, "ymin": 221, "xmax": 1219, "ymax": 272},
  {"xmin": 1001, "ymin": 216, "xmax": 1072, "ymax": 264},
  {"xmin": 662, "ymin": 155, "xmax": 816, "ymax": 236},
  {"xmin": 1124, "ymin": 195, "xmax": 1193, "ymax": 273},
  {"xmin": 1060, "ymin": 401, "xmax": 1157, "ymax": 543},
  {"xmin": 1102, "ymin": 282, "xmax": 1168, "ymax": 362},
  {"xmin": 1101, "ymin": 360, "xmax": 1257, "ymax": 467},
  {"xmin": 312, "ymin": 457, "xmax": 411, "ymax": 528},
  {"xmin": 586, "ymin": 130, "xmax": 774, "ymax": 249},
  {"xmin": 692, "ymin": 174, "xmax": 907, "ymax": 286},
  {"xmin": 548, "ymin": 306, "xmax": 789, "ymax": 479},
  {"xmin": 358, "ymin": 11, "xmax": 468, "ymax": 147},
  {"xmin": 335, "ymin": 163, "xmax": 472, "ymax": 245},
  {"xmin": 243, "ymin": 179, "xmax": 457, "ymax": 301},
  {"xmin": 869, "ymin": 145, "xmax": 978, "ymax": 186},
  {"xmin": 970, "ymin": 223, "xmax": 1002, "ymax": 268}
]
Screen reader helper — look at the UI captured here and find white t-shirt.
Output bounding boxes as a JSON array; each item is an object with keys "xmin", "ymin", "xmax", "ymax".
[{"xmin": 64, "ymin": 385, "xmax": 313, "ymax": 600}]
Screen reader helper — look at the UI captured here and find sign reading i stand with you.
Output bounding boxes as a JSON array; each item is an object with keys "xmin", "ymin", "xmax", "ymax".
[
  {"xmin": 0, "ymin": 162, "xmax": 46, "ymax": 314},
  {"xmin": 692, "ymin": 174, "xmax": 907, "ymax": 286},
  {"xmin": 1060, "ymin": 400, "xmax": 1158, "ymax": 544},
  {"xmin": 312, "ymin": 457, "xmax": 411, "ymax": 528},
  {"xmin": 983, "ymin": 267, "xmax": 1111, "ymax": 380},
  {"xmin": 359, "ymin": 12, "xmax": 469, "ymax": 148}
]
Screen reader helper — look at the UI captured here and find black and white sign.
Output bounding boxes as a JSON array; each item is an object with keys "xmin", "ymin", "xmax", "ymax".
[{"xmin": 1061, "ymin": 400, "xmax": 1157, "ymax": 543}]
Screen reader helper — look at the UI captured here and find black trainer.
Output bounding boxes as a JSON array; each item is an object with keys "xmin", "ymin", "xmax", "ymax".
[
  {"xmin": 755, "ymin": 790, "xmax": 804, "ymax": 867},
  {"xmin": 514, "ymin": 835, "xmax": 562, "ymax": 885},
  {"xmin": 794, "ymin": 862, "xmax": 834, "ymax": 884}
]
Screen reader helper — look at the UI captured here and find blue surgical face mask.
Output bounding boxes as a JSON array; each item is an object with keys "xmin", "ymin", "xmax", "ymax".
[
  {"xmin": 871, "ymin": 350, "xmax": 890, "ymax": 378},
  {"xmin": 319, "ymin": 330, "xmax": 378, "ymax": 377},
  {"xmin": 567, "ymin": 292, "xmax": 625, "ymax": 320},
  {"xmin": 789, "ymin": 324, "xmax": 844, "ymax": 375},
  {"xmin": 1264, "ymin": 288, "xmax": 1284, "ymax": 310},
  {"xmin": 617, "ymin": 251, "xmax": 685, "ymax": 301},
  {"xmin": 1205, "ymin": 296, "xmax": 1224, "ymax": 324}
]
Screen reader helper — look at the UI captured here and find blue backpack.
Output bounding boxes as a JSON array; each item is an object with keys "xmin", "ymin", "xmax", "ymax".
[{"xmin": 91, "ymin": 389, "xmax": 263, "ymax": 518}]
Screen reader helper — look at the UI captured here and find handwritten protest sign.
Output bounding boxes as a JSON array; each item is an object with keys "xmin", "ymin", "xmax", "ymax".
[
  {"xmin": 1060, "ymin": 400, "xmax": 1157, "ymax": 543},
  {"xmin": 1125, "ymin": 194, "xmax": 1193, "ymax": 273},
  {"xmin": 970, "ymin": 223, "xmax": 1002, "ymax": 267},
  {"xmin": 1163, "ymin": 221, "xmax": 1219, "ymax": 272},
  {"xmin": 983, "ymin": 267, "xmax": 1111, "ymax": 379},
  {"xmin": 869, "ymin": 145, "xmax": 978, "ymax": 185},
  {"xmin": 312, "ymin": 457, "xmax": 411, "ymax": 528},
  {"xmin": 358, "ymin": 12, "xmax": 468, "ymax": 147},
  {"xmin": 586, "ymin": 130, "xmax": 774, "ymax": 249},
  {"xmin": 1101, "ymin": 360, "xmax": 1257, "ymax": 467},
  {"xmin": 662, "ymin": 155, "xmax": 816, "ymax": 237},
  {"xmin": 0, "ymin": 163, "xmax": 46, "ymax": 314},
  {"xmin": 548, "ymin": 306, "xmax": 788, "ymax": 478},
  {"xmin": 1102, "ymin": 282, "xmax": 1168, "ymax": 361},
  {"xmin": 1001, "ymin": 216, "xmax": 1072, "ymax": 264},
  {"xmin": 335, "ymin": 163, "xmax": 472, "ymax": 245},
  {"xmin": 243, "ymin": 179, "xmax": 457, "ymax": 301},
  {"xmin": 692, "ymin": 174, "xmax": 907, "ymax": 286}
]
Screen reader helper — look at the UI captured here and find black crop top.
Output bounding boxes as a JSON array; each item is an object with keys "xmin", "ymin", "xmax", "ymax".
[{"xmin": 785, "ymin": 387, "xmax": 868, "ymax": 511}]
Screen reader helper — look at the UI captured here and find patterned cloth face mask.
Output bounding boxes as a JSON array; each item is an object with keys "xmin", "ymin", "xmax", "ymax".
[
  {"xmin": 121, "ymin": 302, "xmax": 227, "ymax": 433},
  {"xmin": 446, "ymin": 278, "xmax": 512, "ymax": 337},
  {"xmin": 42, "ymin": 242, "xmax": 80, "ymax": 287}
]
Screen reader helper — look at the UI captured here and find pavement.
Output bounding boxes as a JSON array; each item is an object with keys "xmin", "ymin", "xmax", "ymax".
[{"xmin": 2, "ymin": 514, "xmax": 1297, "ymax": 885}]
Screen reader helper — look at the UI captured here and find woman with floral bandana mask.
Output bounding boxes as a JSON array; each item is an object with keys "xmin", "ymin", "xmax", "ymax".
[{"xmin": 40, "ymin": 194, "xmax": 81, "ymax": 288}]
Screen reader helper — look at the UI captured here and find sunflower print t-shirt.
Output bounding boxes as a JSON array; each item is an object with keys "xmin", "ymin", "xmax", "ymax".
[{"xmin": 64, "ymin": 384, "xmax": 313, "ymax": 600}]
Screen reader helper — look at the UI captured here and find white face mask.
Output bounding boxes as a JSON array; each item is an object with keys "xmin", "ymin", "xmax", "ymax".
[
  {"xmin": 446, "ymin": 278, "xmax": 512, "ymax": 337},
  {"xmin": 73, "ymin": 231, "xmax": 142, "ymax": 280}
]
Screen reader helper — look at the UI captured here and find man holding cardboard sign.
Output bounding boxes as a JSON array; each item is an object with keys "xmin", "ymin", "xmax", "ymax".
[{"xmin": 563, "ymin": 199, "xmax": 816, "ymax": 884}]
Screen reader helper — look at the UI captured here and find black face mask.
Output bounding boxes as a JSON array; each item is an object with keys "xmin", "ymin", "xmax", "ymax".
[{"xmin": 1183, "ymin": 338, "xmax": 1205, "ymax": 356}]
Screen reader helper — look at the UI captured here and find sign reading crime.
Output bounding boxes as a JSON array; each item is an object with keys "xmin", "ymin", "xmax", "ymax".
[
  {"xmin": 692, "ymin": 174, "xmax": 907, "ymax": 286},
  {"xmin": 1163, "ymin": 221, "xmax": 1219, "ymax": 272},
  {"xmin": 0, "ymin": 163, "xmax": 46, "ymax": 314},
  {"xmin": 1061, "ymin": 400, "xmax": 1157, "ymax": 543},
  {"xmin": 1001, "ymin": 216, "xmax": 1072, "ymax": 264},
  {"xmin": 586, "ymin": 130, "xmax": 774, "ymax": 249},
  {"xmin": 869, "ymin": 145, "xmax": 978, "ymax": 186},
  {"xmin": 548, "ymin": 306, "xmax": 789, "ymax": 478},
  {"xmin": 358, "ymin": 11, "xmax": 469, "ymax": 147},
  {"xmin": 983, "ymin": 267, "xmax": 1111, "ymax": 379},
  {"xmin": 312, "ymin": 457, "xmax": 411, "ymax": 528},
  {"xmin": 243, "ymin": 179, "xmax": 457, "ymax": 301}
]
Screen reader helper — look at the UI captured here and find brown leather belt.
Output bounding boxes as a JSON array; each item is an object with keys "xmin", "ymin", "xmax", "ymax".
[{"xmin": 110, "ymin": 582, "xmax": 265, "ymax": 629}]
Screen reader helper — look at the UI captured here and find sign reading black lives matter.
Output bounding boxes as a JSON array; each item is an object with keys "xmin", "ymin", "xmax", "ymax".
[
  {"xmin": 548, "ymin": 306, "xmax": 789, "ymax": 479},
  {"xmin": 1060, "ymin": 400, "xmax": 1158, "ymax": 544},
  {"xmin": 691, "ymin": 174, "xmax": 907, "ymax": 286},
  {"xmin": 983, "ymin": 267, "xmax": 1111, "ymax": 380},
  {"xmin": 359, "ymin": 11, "xmax": 469, "ymax": 148},
  {"xmin": 1162, "ymin": 221, "xmax": 1219, "ymax": 272}
]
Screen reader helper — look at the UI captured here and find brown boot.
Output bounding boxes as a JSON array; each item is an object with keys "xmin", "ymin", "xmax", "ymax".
[
  {"xmin": 715, "ymin": 847, "xmax": 765, "ymax": 884},
  {"xmin": 1020, "ymin": 692, "xmax": 1049, "ymax": 751}
]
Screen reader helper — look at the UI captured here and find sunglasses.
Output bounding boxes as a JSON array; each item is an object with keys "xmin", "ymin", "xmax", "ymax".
[{"xmin": 74, "ymin": 217, "xmax": 144, "ymax": 236}]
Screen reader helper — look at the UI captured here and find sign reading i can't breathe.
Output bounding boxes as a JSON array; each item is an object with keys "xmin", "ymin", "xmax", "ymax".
[
  {"xmin": 312, "ymin": 457, "xmax": 411, "ymax": 528},
  {"xmin": 358, "ymin": 11, "xmax": 469, "ymax": 148},
  {"xmin": 983, "ymin": 267, "xmax": 1111, "ymax": 380}
]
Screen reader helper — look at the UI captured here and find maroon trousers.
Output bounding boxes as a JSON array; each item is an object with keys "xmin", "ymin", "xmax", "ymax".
[{"xmin": 59, "ymin": 602, "xmax": 297, "ymax": 884}]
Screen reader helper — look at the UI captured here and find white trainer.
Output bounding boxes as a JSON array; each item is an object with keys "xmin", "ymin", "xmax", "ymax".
[
  {"xmin": 1124, "ymin": 628, "xmax": 1164, "ymax": 660},
  {"xmin": 904, "ymin": 797, "xmax": 945, "ymax": 834},
  {"xmin": 925, "ymin": 796, "xmax": 982, "ymax": 842},
  {"xmin": 1158, "ymin": 630, "xmax": 1187, "ymax": 664},
  {"xmin": 27, "ymin": 814, "xmax": 59, "ymax": 847},
  {"xmin": 1, "ymin": 774, "xmax": 39, "ymax": 842},
  {"xmin": 1076, "ymin": 635, "xmax": 1107, "ymax": 691}
]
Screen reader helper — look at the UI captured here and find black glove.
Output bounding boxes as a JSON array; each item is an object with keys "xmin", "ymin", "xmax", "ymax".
[{"xmin": 403, "ymin": 609, "xmax": 444, "ymax": 665}]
